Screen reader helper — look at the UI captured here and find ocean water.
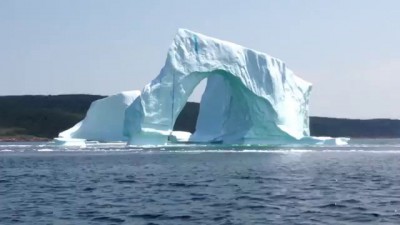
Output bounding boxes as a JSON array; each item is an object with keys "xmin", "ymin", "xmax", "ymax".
[{"xmin": 1, "ymin": 139, "xmax": 400, "ymax": 225}]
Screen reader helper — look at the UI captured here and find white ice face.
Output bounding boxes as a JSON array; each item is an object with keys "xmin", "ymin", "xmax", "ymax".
[{"xmin": 59, "ymin": 90, "xmax": 140, "ymax": 142}]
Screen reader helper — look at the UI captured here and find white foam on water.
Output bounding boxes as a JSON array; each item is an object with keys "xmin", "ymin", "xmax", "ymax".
[
  {"xmin": 0, "ymin": 145, "xmax": 32, "ymax": 148},
  {"xmin": 37, "ymin": 149, "xmax": 54, "ymax": 152},
  {"xmin": 2, "ymin": 139, "xmax": 400, "ymax": 154},
  {"xmin": 0, "ymin": 149, "xmax": 14, "ymax": 152}
]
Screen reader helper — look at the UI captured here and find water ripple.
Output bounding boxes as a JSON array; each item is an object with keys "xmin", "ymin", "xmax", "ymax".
[{"xmin": 1, "ymin": 141, "xmax": 400, "ymax": 224}]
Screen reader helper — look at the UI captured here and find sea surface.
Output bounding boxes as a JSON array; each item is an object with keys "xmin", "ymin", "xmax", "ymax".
[{"xmin": 1, "ymin": 139, "xmax": 400, "ymax": 225}]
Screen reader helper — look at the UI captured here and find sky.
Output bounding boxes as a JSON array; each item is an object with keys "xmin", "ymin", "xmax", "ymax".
[{"xmin": 1, "ymin": 0, "xmax": 399, "ymax": 119}]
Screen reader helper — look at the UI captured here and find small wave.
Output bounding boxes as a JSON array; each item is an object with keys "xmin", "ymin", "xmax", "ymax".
[
  {"xmin": 83, "ymin": 187, "xmax": 96, "ymax": 192},
  {"xmin": 168, "ymin": 182, "xmax": 207, "ymax": 188},
  {"xmin": 129, "ymin": 213, "xmax": 192, "ymax": 220},
  {"xmin": 191, "ymin": 196, "xmax": 207, "ymax": 201},
  {"xmin": 235, "ymin": 195, "xmax": 265, "ymax": 202},
  {"xmin": 319, "ymin": 203, "xmax": 347, "ymax": 209},
  {"xmin": 129, "ymin": 213, "xmax": 163, "ymax": 219},
  {"xmin": 91, "ymin": 216, "xmax": 125, "ymax": 223},
  {"xmin": 115, "ymin": 179, "xmax": 136, "ymax": 184},
  {"xmin": 341, "ymin": 199, "xmax": 361, "ymax": 204},
  {"xmin": 239, "ymin": 205, "xmax": 267, "ymax": 210},
  {"xmin": 0, "ymin": 145, "xmax": 32, "ymax": 148}
]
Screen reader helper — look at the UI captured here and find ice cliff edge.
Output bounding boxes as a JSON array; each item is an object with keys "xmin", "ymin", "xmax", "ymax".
[
  {"xmin": 124, "ymin": 29, "xmax": 343, "ymax": 145},
  {"xmin": 59, "ymin": 90, "xmax": 140, "ymax": 142}
]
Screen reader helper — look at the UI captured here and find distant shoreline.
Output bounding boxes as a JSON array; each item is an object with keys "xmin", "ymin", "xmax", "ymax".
[
  {"xmin": 0, "ymin": 136, "xmax": 51, "ymax": 142},
  {"xmin": 1, "ymin": 95, "xmax": 400, "ymax": 140}
]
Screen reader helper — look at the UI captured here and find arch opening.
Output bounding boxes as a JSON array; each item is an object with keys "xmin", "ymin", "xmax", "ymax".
[
  {"xmin": 172, "ymin": 78, "xmax": 206, "ymax": 134},
  {"xmin": 169, "ymin": 70, "xmax": 266, "ymax": 144}
]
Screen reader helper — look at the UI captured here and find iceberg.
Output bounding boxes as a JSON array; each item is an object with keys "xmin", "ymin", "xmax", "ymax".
[
  {"xmin": 59, "ymin": 90, "xmax": 140, "ymax": 142},
  {"xmin": 124, "ymin": 29, "xmax": 347, "ymax": 145}
]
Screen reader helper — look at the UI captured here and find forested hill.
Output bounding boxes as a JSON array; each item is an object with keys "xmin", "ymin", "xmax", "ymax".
[
  {"xmin": 1, "ymin": 95, "xmax": 400, "ymax": 140},
  {"xmin": 0, "ymin": 95, "xmax": 105, "ymax": 139}
]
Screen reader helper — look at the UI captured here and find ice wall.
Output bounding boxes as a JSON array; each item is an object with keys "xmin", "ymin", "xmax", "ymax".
[
  {"xmin": 124, "ymin": 29, "xmax": 315, "ymax": 145},
  {"xmin": 59, "ymin": 90, "xmax": 140, "ymax": 142}
]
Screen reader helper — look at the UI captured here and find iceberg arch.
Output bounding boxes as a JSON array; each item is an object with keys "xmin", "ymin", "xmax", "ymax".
[{"xmin": 124, "ymin": 29, "xmax": 314, "ymax": 145}]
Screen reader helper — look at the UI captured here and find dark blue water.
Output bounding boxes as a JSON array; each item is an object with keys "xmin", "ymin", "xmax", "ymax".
[{"xmin": 1, "ymin": 140, "xmax": 400, "ymax": 224}]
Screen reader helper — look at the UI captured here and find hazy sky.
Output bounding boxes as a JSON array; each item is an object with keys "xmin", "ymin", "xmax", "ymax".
[{"xmin": 1, "ymin": 0, "xmax": 399, "ymax": 119}]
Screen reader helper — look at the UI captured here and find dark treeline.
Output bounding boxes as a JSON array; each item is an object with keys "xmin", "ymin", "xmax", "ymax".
[
  {"xmin": 0, "ymin": 95, "xmax": 104, "ymax": 138},
  {"xmin": 1, "ymin": 95, "xmax": 400, "ymax": 139}
]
